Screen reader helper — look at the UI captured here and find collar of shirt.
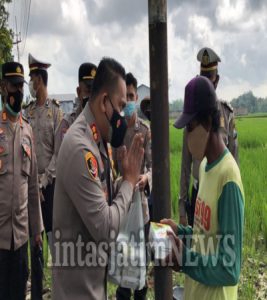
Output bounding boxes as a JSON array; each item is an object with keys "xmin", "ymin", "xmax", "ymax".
[{"xmin": 83, "ymin": 102, "xmax": 108, "ymax": 160}]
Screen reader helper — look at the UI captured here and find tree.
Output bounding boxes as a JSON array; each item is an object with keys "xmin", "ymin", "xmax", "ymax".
[
  {"xmin": 0, "ymin": 0, "xmax": 13, "ymax": 67},
  {"xmin": 231, "ymin": 91, "xmax": 267, "ymax": 113}
]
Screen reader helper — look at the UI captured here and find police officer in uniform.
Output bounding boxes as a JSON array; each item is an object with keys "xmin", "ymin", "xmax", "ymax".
[
  {"xmin": 54, "ymin": 62, "xmax": 97, "ymax": 157},
  {"xmin": 0, "ymin": 62, "xmax": 43, "ymax": 300},
  {"xmin": 52, "ymin": 57, "xmax": 144, "ymax": 300},
  {"xmin": 176, "ymin": 47, "xmax": 238, "ymax": 226},
  {"xmin": 114, "ymin": 73, "xmax": 152, "ymax": 300},
  {"xmin": 24, "ymin": 54, "xmax": 63, "ymax": 299}
]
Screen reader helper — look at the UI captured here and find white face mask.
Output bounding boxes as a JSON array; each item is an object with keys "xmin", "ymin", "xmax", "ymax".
[
  {"xmin": 29, "ymin": 80, "xmax": 37, "ymax": 98},
  {"xmin": 187, "ymin": 124, "xmax": 210, "ymax": 161}
]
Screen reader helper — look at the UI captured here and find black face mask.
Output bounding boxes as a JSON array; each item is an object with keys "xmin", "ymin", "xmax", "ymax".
[
  {"xmin": 82, "ymin": 96, "xmax": 90, "ymax": 109},
  {"xmin": 106, "ymin": 96, "xmax": 127, "ymax": 148},
  {"xmin": 6, "ymin": 90, "xmax": 24, "ymax": 116}
]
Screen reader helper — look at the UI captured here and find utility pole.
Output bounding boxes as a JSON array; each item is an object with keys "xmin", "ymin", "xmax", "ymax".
[
  {"xmin": 13, "ymin": 16, "xmax": 21, "ymax": 62},
  {"xmin": 148, "ymin": 1, "xmax": 172, "ymax": 299}
]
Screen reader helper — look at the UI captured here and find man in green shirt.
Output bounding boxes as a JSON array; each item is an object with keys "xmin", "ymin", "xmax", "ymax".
[{"xmin": 162, "ymin": 76, "xmax": 244, "ymax": 300}]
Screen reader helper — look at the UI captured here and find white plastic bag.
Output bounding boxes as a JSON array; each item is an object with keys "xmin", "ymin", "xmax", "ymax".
[{"xmin": 108, "ymin": 189, "xmax": 146, "ymax": 290}]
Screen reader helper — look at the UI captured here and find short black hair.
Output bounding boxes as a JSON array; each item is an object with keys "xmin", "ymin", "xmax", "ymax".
[
  {"xmin": 126, "ymin": 72, "xmax": 137, "ymax": 90},
  {"xmin": 32, "ymin": 69, "xmax": 48, "ymax": 86},
  {"xmin": 91, "ymin": 57, "xmax": 126, "ymax": 98},
  {"xmin": 196, "ymin": 107, "xmax": 220, "ymax": 132}
]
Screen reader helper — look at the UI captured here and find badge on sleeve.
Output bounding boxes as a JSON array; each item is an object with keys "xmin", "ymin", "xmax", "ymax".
[
  {"xmin": 0, "ymin": 146, "xmax": 5, "ymax": 154},
  {"xmin": 22, "ymin": 143, "xmax": 31, "ymax": 159},
  {"xmin": 61, "ymin": 127, "xmax": 68, "ymax": 140},
  {"xmin": 85, "ymin": 151, "xmax": 98, "ymax": 180}
]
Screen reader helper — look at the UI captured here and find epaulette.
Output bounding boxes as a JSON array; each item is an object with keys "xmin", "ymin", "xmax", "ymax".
[
  {"xmin": 139, "ymin": 118, "xmax": 150, "ymax": 130},
  {"xmin": 221, "ymin": 100, "xmax": 233, "ymax": 112},
  {"xmin": 22, "ymin": 115, "xmax": 29, "ymax": 123},
  {"xmin": 23, "ymin": 100, "xmax": 34, "ymax": 109},
  {"xmin": 52, "ymin": 99, "xmax": 60, "ymax": 106}
]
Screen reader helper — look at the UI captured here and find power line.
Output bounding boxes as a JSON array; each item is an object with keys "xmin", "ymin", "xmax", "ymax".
[
  {"xmin": 21, "ymin": 0, "xmax": 31, "ymax": 56},
  {"xmin": 13, "ymin": 16, "xmax": 22, "ymax": 62}
]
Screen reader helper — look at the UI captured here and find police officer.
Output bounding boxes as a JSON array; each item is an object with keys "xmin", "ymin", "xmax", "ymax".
[
  {"xmin": 52, "ymin": 57, "xmax": 144, "ymax": 300},
  {"xmin": 114, "ymin": 73, "xmax": 152, "ymax": 300},
  {"xmin": 0, "ymin": 62, "xmax": 43, "ymax": 300},
  {"xmin": 176, "ymin": 47, "xmax": 238, "ymax": 226},
  {"xmin": 24, "ymin": 53, "xmax": 63, "ymax": 299},
  {"xmin": 54, "ymin": 62, "xmax": 97, "ymax": 157}
]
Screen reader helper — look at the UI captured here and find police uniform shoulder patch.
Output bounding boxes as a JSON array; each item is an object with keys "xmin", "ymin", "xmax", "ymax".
[
  {"xmin": 23, "ymin": 101, "xmax": 34, "ymax": 109},
  {"xmin": 52, "ymin": 99, "xmax": 60, "ymax": 107},
  {"xmin": 22, "ymin": 115, "xmax": 29, "ymax": 123},
  {"xmin": 221, "ymin": 100, "xmax": 233, "ymax": 113},
  {"xmin": 139, "ymin": 119, "xmax": 149, "ymax": 131},
  {"xmin": 85, "ymin": 151, "xmax": 99, "ymax": 180}
]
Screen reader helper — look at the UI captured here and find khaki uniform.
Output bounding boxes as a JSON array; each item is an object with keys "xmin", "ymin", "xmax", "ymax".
[
  {"xmin": 113, "ymin": 117, "xmax": 152, "ymax": 224},
  {"xmin": 54, "ymin": 98, "xmax": 83, "ymax": 158},
  {"xmin": 179, "ymin": 101, "xmax": 238, "ymax": 217},
  {"xmin": 24, "ymin": 98, "xmax": 63, "ymax": 185},
  {"xmin": 0, "ymin": 110, "xmax": 43, "ymax": 250},
  {"xmin": 52, "ymin": 103, "xmax": 134, "ymax": 300}
]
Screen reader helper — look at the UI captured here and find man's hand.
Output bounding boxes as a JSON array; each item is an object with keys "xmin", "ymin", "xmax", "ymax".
[
  {"xmin": 121, "ymin": 134, "xmax": 144, "ymax": 188},
  {"xmin": 34, "ymin": 234, "xmax": 43, "ymax": 247},
  {"xmin": 179, "ymin": 216, "xmax": 188, "ymax": 226},
  {"xmin": 137, "ymin": 174, "xmax": 148, "ymax": 191},
  {"xmin": 160, "ymin": 218, "xmax": 178, "ymax": 234},
  {"xmin": 165, "ymin": 231, "xmax": 184, "ymax": 272}
]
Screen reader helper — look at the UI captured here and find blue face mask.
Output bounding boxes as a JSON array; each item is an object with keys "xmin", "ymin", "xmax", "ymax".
[{"xmin": 123, "ymin": 101, "xmax": 136, "ymax": 117}]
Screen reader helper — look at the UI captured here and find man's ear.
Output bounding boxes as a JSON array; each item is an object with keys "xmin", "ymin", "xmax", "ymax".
[
  {"xmin": 136, "ymin": 93, "xmax": 139, "ymax": 103},
  {"xmin": 99, "ymin": 93, "xmax": 108, "ymax": 113},
  {"xmin": 76, "ymin": 86, "xmax": 80, "ymax": 98},
  {"xmin": 0, "ymin": 80, "xmax": 7, "ymax": 97}
]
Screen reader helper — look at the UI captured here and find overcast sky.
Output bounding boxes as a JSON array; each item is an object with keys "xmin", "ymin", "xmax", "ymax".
[{"xmin": 7, "ymin": 0, "xmax": 267, "ymax": 102}]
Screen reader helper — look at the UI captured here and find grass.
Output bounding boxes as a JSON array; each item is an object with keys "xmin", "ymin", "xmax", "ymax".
[
  {"xmin": 42, "ymin": 115, "xmax": 267, "ymax": 299},
  {"xmin": 169, "ymin": 115, "xmax": 267, "ymax": 300}
]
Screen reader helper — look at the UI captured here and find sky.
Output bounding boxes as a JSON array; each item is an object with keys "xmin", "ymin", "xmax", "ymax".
[{"xmin": 7, "ymin": 0, "xmax": 267, "ymax": 102}]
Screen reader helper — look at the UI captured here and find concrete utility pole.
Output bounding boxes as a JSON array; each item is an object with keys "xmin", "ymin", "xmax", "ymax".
[
  {"xmin": 13, "ymin": 16, "xmax": 21, "ymax": 62},
  {"xmin": 148, "ymin": 1, "xmax": 172, "ymax": 299}
]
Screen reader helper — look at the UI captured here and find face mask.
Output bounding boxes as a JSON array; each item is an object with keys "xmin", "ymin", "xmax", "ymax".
[
  {"xmin": 123, "ymin": 101, "xmax": 136, "ymax": 118},
  {"xmin": 106, "ymin": 97, "xmax": 127, "ymax": 148},
  {"xmin": 82, "ymin": 96, "xmax": 90, "ymax": 109},
  {"xmin": 29, "ymin": 80, "xmax": 37, "ymax": 98},
  {"xmin": 5, "ymin": 90, "xmax": 24, "ymax": 116},
  {"xmin": 187, "ymin": 124, "xmax": 209, "ymax": 160}
]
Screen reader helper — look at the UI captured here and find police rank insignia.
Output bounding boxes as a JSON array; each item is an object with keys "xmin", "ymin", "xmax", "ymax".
[
  {"xmin": 90, "ymin": 124, "xmax": 98, "ymax": 142},
  {"xmin": 85, "ymin": 151, "xmax": 98, "ymax": 180}
]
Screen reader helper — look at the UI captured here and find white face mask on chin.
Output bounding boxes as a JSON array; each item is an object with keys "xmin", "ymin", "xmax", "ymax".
[
  {"xmin": 187, "ymin": 124, "xmax": 210, "ymax": 161},
  {"xmin": 29, "ymin": 80, "xmax": 37, "ymax": 98}
]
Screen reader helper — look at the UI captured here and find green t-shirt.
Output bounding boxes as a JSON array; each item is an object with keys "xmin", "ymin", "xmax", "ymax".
[{"xmin": 178, "ymin": 149, "xmax": 245, "ymax": 300}]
